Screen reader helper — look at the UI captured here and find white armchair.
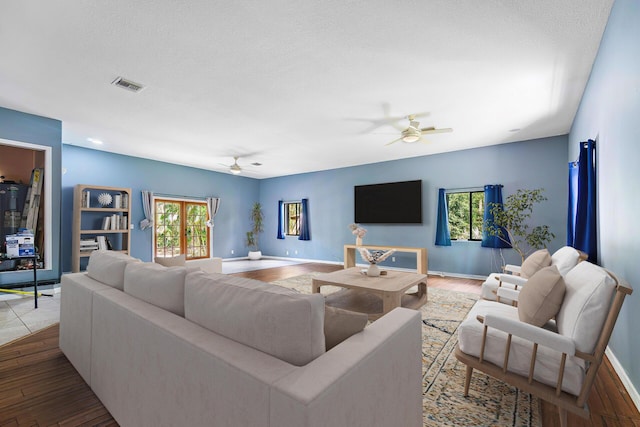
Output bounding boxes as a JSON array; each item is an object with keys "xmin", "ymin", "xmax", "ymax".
[
  {"xmin": 481, "ymin": 246, "xmax": 587, "ymax": 304},
  {"xmin": 456, "ymin": 261, "xmax": 633, "ymax": 427}
]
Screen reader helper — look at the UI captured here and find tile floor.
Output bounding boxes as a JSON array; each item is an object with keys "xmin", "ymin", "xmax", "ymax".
[{"xmin": 0, "ymin": 285, "xmax": 61, "ymax": 346}]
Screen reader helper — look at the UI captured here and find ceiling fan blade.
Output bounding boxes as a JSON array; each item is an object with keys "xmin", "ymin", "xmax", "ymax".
[
  {"xmin": 385, "ymin": 137, "xmax": 404, "ymax": 146},
  {"xmin": 421, "ymin": 127, "xmax": 453, "ymax": 134}
]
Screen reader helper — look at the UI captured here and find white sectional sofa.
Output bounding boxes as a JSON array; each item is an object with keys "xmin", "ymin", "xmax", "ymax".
[{"xmin": 59, "ymin": 251, "xmax": 422, "ymax": 427}]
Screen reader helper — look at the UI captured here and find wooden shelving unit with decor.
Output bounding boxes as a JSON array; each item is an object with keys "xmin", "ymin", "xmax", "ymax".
[{"xmin": 72, "ymin": 184, "xmax": 132, "ymax": 272}]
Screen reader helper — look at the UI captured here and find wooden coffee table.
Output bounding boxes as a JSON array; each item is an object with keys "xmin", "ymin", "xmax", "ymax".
[{"xmin": 312, "ymin": 267, "xmax": 427, "ymax": 320}]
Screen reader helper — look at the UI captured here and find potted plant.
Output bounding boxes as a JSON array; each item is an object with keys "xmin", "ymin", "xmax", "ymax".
[
  {"xmin": 246, "ymin": 202, "xmax": 264, "ymax": 260},
  {"xmin": 484, "ymin": 188, "xmax": 555, "ymax": 263}
]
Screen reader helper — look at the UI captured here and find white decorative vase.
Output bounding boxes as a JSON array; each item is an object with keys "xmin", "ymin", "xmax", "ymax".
[
  {"xmin": 366, "ymin": 263, "xmax": 380, "ymax": 277},
  {"xmin": 356, "ymin": 236, "xmax": 363, "ymax": 246},
  {"xmin": 248, "ymin": 250, "xmax": 262, "ymax": 260}
]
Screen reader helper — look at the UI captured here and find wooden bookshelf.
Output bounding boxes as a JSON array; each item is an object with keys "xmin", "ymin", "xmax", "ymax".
[{"xmin": 71, "ymin": 184, "xmax": 131, "ymax": 272}]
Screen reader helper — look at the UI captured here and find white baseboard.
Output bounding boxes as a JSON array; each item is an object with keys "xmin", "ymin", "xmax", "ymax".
[{"xmin": 605, "ymin": 347, "xmax": 640, "ymax": 412}]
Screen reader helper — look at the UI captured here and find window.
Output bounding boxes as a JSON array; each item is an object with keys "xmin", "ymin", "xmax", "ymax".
[
  {"xmin": 284, "ymin": 201, "xmax": 301, "ymax": 236},
  {"xmin": 446, "ymin": 191, "xmax": 484, "ymax": 241},
  {"xmin": 154, "ymin": 199, "xmax": 210, "ymax": 259}
]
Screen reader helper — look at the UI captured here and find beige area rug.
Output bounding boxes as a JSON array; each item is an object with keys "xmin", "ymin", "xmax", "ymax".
[{"xmin": 271, "ymin": 273, "xmax": 541, "ymax": 427}]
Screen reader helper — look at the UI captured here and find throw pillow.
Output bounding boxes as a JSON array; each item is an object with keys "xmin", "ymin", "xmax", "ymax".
[
  {"xmin": 124, "ymin": 262, "xmax": 187, "ymax": 316},
  {"xmin": 518, "ymin": 265, "xmax": 566, "ymax": 327},
  {"xmin": 324, "ymin": 306, "xmax": 368, "ymax": 350},
  {"xmin": 520, "ymin": 249, "xmax": 552, "ymax": 278},
  {"xmin": 154, "ymin": 254, "xmax": 186, "ymax": 267}
]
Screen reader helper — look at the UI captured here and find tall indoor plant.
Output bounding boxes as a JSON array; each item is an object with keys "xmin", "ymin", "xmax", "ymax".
[
  {"xmin": 246, "ymin": 202, "xmax": 264, "ymax": 260},
  {"xmin": 484, "ymin": 188, "xmax": 555, "ymax": 263}
]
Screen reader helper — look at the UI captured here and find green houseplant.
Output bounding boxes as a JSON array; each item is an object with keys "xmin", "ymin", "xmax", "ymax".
[
  {"xmin": 484, "ymin": 188, "xmax": 555, "ymax": 263},
  {"xmin": 245, "ymin": 202, "xmax": 264, "ymax": 260}
]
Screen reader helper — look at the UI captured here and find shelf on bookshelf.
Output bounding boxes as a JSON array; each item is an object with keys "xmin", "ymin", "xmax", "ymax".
[
  {"xmin": 79, "ymin": 229, "xmax": 130, "ymax": 234},
  {"xmin": 80, "ymin": 207, "xmax": 129, "ymax": 212}
]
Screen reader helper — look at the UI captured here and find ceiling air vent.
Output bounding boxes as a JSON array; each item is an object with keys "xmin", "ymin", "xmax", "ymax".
[{"xmin": 111, "ymin": 77, "xmax": 145, "ymax": 93}]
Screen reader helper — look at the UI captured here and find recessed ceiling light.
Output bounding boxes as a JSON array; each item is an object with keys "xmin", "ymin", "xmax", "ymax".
[{"xmin": 87, "ymin": 138, "xmax": 104, "ymax": 145}]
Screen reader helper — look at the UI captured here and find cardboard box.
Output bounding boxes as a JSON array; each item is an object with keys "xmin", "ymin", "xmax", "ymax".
[{"xmin": 5, "ymin": 234, "xmax": 35, "ymax": 257}]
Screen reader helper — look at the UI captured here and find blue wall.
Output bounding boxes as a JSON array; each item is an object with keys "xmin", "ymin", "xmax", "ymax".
[
  {"xmin": 260, "ymin": 135, "xmax": 568, "ymax": 277},
  {"xmin": 60, "ymin": 135, "xmax": 567, "ymax": 277},
  {"xmin": 0, "ymin": 106, "xmax": 62, "ymax": 285},
  {"xmin": 569, "ymin": 0, "xmax": 640, "ymax": 397},
  {"xmin": 61, "ymin": 145, "xmax": 260, "ymax": 272}
]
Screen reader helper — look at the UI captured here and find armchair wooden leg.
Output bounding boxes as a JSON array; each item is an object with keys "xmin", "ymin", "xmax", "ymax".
[
  {"xmin": 558, "ymin": 407, "xmax": 567, "ymax": 427},
  {"xmin": 463, "ymin": 365, "xmax": 473, "ymax": 396}
]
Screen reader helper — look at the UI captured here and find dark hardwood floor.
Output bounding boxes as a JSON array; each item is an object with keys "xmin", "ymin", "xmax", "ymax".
[{"xmin": 1, "ymin": 262, "xmax": 637, "ymax": 426}]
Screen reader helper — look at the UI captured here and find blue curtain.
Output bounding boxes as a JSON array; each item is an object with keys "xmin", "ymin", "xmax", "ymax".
[
  {"xmin": 298, "ymin": 198, "xmax": 310, "ymax": 241},
  {"xmin": 435, "ymin": 188, "xmax": 451, "ymax": 246},
  {"xmin": 481, "ymin": 184, "xmax": 511, "ymax": 248},
  {"xmin": 573, "ymin": 140, "xmax": 597, "ymax": 262},
  {"xmin": 567, "ymin": 162, "xmax": 579, "ymax": 246},
  {"xmin": 277, "ymin": 200, "xmax": 285, "ymax": 239}
]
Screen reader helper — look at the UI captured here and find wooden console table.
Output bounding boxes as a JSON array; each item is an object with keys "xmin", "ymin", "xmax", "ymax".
[{"xmin": 344, "ymin": 244, "xmax": 428, "ymax": 274}]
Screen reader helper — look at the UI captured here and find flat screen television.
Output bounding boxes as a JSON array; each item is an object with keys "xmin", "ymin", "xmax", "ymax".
[{"xmin": 354, "ymin": 180, "xmax": 422, "ymax": 224}]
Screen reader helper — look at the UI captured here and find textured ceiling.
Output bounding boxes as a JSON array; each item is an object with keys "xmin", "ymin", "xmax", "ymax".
[{"xmin": 0, "ymin": 0, "xmax": 613, "ymax": 178}]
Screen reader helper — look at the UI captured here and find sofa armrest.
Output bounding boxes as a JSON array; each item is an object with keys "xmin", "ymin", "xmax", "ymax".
[
  {"xmin": 270, "ymin": 308, "xmax": 422, "ymax": 427},
  {"xmin": 186, "ymin": 257, "xmax": 222, "ymax": 274}
]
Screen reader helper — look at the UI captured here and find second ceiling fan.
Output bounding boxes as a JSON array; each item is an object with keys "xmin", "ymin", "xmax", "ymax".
[{"xmin": 386, "ymin": 114, "xmax": 452, "ymax": 146}]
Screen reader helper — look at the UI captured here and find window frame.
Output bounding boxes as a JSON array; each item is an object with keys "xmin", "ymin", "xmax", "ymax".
[
  {"xmin": 446, "ymin": 190, "xmax": 484, "ymax": 241},
  {"xmin": 284, "ymin": 201, "xmax": 302, "ymax": 237},
  {"xmin": 153, "ymin": 197, "xmax": 210, "ymax": 260}
]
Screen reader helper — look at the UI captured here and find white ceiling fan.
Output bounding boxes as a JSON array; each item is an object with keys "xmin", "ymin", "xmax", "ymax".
[
  {"xmin": 221, "ymin": 156, "xmax": 262, "ymax": 175},
  {"xmin": 385, "ymin": 114, "xmax": 453, "ymax": 146}
]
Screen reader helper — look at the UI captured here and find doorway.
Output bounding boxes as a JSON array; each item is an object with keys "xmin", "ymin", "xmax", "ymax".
[{"xmin": 0, "ymin": 138, "xmax": 52, "ymax": 272}]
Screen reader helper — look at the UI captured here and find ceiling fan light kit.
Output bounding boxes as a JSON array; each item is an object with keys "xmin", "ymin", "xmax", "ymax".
[
  {"xmin": 386, "ymin": 114, "xmax": 453, "ymax": 146},
  {"xmin": 224, "ymin": 156, "xmax": 261, "ymax": 175}
]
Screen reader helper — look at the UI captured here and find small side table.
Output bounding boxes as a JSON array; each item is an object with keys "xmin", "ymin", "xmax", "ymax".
[{"xmin": 0, "ymin": 254, "xmax": 40, "ymax": 308}]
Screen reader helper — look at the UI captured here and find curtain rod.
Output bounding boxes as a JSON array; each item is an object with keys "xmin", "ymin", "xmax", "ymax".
[
  {"xmin": 153, "ymin": 192, "xmax": 215, "ymax": 201},
  {"xmin": 445, "ymin": 186, "xmax": 484, "ymax": 193}
]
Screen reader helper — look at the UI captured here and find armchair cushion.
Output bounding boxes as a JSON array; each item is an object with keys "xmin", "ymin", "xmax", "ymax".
[
  {"xmin": 520, "ymin": 249, "xmax": 552, "ymax": 278},
  {"xmin": 556, "ymin": 261, "xmax": 616, "ymax": 354},
  {"xmin": 457, "ymin": 300, "xmax": 585, "ymax": 395},
  {"xmin": 517, "ymin": 265, "xmax": 565, "ymax": 327}
]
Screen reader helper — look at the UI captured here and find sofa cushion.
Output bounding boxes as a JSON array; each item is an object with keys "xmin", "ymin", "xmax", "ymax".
[
  {"xmin": 184, "ymin": 271, "xmax": 325, "ymax": 366},
  {"xmin": 324, "ymin": 306, "xmax": 368, "ymax": 350},
  {"xmin": 87, "ymin": 250, "xmax": 140, "ymax": 290},
  {"xmin": 124, "ymin": 262, "xmax": 187, "ymax": 316},
  {"xmin": 518, "ymin": 265, "xmax": 566, "ymax": 327},
  {"xmin": 556, "ymin": 261, "xmax": 616, "ymax": 353},
  {"xmin": 154, "ymin": 254, "xmax": 186, "ymax": 267},
  {"xmin": 458, "ymin": 300, "xmax": 585, "ymax": 395},
  {"xmin": 551, "ymin": 246, "xmax": 581, "ymax": 276},
  {"xmin": 520, "ymin": 249, "xmax": 552, "ymax": 278}
]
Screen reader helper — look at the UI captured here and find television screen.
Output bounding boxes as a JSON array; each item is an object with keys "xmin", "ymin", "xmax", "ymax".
[{"xmin": 354, "ymin": 180, "xmax": 422, "ymax": 224}]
